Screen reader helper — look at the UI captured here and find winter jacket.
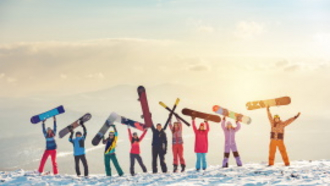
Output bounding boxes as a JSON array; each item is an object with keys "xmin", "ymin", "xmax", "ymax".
[
  {"xmin": 42, "ymin": 121, "xmax": 57, "ymax": 150},
  {"xmin": 128, "ymin": 128, "xmax": 147, "ymax": 154},
  {"xmin": 192, "ymin": 120, "xmax": 209, "ymax": 153},
  {"xmin": 103, "ymin": 126, "xmax": 118, "ymax": 155},
  {"xmin": 267, "ymin": 109, "xmax": 296, "ymax": 140},
  {"xmin": 221, "ymin": 120, "xmax": 241, "ymax": 146},
  {"xmin": 169, "ymin": 122, "xmax": 183, "ymax": 145},
  {"xmin": 151, "ymin": 124, "xmax": 167, "ymax": 151},
  {"xmin": 69, "ymin": 125, "xmax": 87, "ymax": 156}
]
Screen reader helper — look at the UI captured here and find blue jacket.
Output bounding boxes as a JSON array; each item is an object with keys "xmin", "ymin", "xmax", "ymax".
[
  {"xmin": 42, "ymin": 121, "xmax": 57, "ymax": 150},
  {"xmin": 69, "ymin": 125, "xmax": 87, "ymax": 156}
]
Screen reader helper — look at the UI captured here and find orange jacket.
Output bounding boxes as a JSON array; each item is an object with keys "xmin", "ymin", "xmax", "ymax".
[{"xmin": 267, "ymin": 109, "xmax": 296, "ymax": 140}]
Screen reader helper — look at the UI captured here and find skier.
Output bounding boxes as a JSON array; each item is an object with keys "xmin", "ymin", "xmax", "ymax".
[
  {"xmin": 127, "ymin": 126, "xmax": 148, "ymax": 176},
  {"xmin": 103, "ymin": 124, "xmax": 124, "ymax": 176},
  {"xmin": 151, "ymin": 123, "xmax": 168, "ymax": 174},
  {"xmin": 267, "ymin": 106, "xmax": 301, "ymax": 166},
  {"xmin": 38, "ymin": 116, "xmax": 59, "ymax": 175},
  {"xmin": 221, "ymin": 116, "xmax": 242, "ymax": 168},
  {"xmin": 192, "ymin": 116, "xmax": 210, "ymax": 171},
  {"xmin": 69, "ymin": 121, "xmax": 89, "ymax": 177},
  {"xmin": 168, "ymin": 116, "xmax": 186, "ymax": 172}
]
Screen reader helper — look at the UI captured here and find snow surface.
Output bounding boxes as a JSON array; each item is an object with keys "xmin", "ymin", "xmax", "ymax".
[{"xmin": 1, "ymin": 160, "xmax": 330, "ymax": 186}]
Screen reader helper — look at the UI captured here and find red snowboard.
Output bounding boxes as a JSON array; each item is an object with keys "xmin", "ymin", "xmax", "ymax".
[{"xmin": 137, "ymin": 86, "xmax": 153, "ymax": 128}]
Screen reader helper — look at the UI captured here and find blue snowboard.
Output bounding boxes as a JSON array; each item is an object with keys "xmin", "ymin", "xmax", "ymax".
[{"xmin": 30, "ymin": 105, "xmax": 65, "ymax": 124}]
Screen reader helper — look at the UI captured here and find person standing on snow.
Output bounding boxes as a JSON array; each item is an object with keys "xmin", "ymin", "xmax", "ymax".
[
  {"xmin": 221, "ymin": 116, "xmax": 242, "ymax": 168},
  {"xmin": 151, "ymin": 123, "xmax": 168, "ymax": 174},
  {"xmin": 168, "ymin": 116, "xmax": 186, "ymax": 173},
  {"xmin": 267, "ymin": 106, "xmax": 301, "ymax": 166},
  {"xmin": 103, "ymin": 124, "xmax": 124, "ymax": 176},
  {"xmin": 38, "ymin": 116, "xmax": 59, "ymax": 175},
  {"xmin": 192, "ymin": 116, "xmax": 210, "ymax": 171},
  {"xmin": 127, "ymin": 126, "xmax": 148, "ymax": 176},
  {"xmin": 69, "ymin": 121, "xmax": 89, "ymax": 177}
]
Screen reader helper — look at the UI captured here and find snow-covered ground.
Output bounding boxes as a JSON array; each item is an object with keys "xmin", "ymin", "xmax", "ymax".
[{"xmin": 1, "ymin": 160, "xmax": 330, "ymax": 186}]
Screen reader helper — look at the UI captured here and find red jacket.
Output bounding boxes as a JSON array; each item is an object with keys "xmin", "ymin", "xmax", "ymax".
[
  {"xmin": 193, "ymin": 120, "xmax": 209, "ymax": 153},
  {"xmin": 128, "ymin": 128, "xmax": 147, "ymax": 154}
]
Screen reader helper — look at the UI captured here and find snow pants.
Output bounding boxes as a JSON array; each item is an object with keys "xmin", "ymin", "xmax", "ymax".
[
  {"xmin": 38, "ymin": 149, "xmax": 58, "ymax": 175},
  {"xmin": 172, "ymin": 144, "xmax": 185, "ymax": 166},
  {"xmin": 104, "ymin": 154, "xmax": 124, "ymax": 176},
  {"xmin": 222, "ymin": 143, "xmax": 242, "ymax": 167},
  {"xmin": 196, "ymin": 153, "xmax": 207, "ymax": 170},
  {"xmin": 269, "ymin": 139, "xmax": 290, "ymax": 166},
  {"xmin": 130, "ymin": 153, "xmax": 147, "ymax": 176},
  {"xmin": 152, "ymin": 147, "xmax": 167, "ymax": 173},
  {"xmin": 74, "ymin": 154, "xmax": 88, "ymax": 176}
]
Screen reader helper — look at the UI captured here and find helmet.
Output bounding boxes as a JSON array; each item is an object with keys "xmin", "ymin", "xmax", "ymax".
[{"xmin": 76, "ymin": 131, "xmax": 82, "ymax": 136}]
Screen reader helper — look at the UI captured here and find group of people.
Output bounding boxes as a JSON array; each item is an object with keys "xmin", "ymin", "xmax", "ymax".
[{"xmin": 37, "ymin": 106, "xmax": 301, "ymax": 177}]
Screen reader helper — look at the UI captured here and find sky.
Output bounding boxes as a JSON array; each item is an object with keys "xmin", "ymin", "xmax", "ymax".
[{"xmin": 0, "ymin": 0, "xmax": 330, "ymax": 173}]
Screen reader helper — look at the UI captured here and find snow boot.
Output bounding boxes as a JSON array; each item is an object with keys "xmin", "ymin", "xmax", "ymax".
[
  {"xmin": 181, "ymin": 164, "xmax": 186, "ymax": 172},
  {"xmin": 173, "ymin": 165, "xmax": 178, "ymax": 173},
  {"xmin": 235, "ymin": 157, "xmax": 243, "ymax": 167},
  {"xmin": 222, "ymin": 158, "xmax": 229, "ymax": 168}
]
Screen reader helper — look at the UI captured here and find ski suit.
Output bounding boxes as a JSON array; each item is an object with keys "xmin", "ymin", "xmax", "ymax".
[
  {"xmin": 192, "ymin": 120, "xmax": 209, "ymax": 170},
  {"xmin": 38, "ymin": 120, "xmax": 59, "ymax": 175},
  {"xmin": 221, "ymin": 120, "xmax": 242, "ymax": 167},
  {"xmin": 69, "ymin": 124, "xmax": 88, "ymax": 176},
  {"xmin": 151, "ymin": 124, "xmax": 168, "ymax": 173},
  {"xmin": 169, "ymin": 121, "xmax": 185, "ymax": 167},
  {"xmin": 103, "ymin": 126, "xmax": 124, "ymax": 176},
  {"xmin": 267, "ymin": 108, "xmax": 297, "ymax": 166},
  {"xmin": 128, "ymin": 128, "xmax": 148, "ymax": 176}
]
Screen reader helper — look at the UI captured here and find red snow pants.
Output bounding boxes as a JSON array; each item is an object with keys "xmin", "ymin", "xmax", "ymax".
[
  {"xmin": 172, "ymin": 144, "xmax": 185, "ymax": 166},
  {"xmin": 38, "ymin": 149, "xmax": 58, "ymax": 175}
]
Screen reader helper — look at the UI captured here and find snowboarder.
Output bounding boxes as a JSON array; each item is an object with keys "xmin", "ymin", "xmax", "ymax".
[
  {"xmin": 127, "ymin": 126, "xmax": 148, "ymax": 176},
  {"xmin": 266, "ymin": 106, "xmax": 301, "ymax": 166},
  {"xmin": 69, "ymin": 121, "xmax": 89, "ymax": 177},
  {"xmin": 169, "ymin": 116, "xmax": 186, "ymax": 172},
  {"xmin": 192, "ymin": 116, "xmax": 210, "ymax": 171},
  {"xmin": 151, "ymin": 123, "xmax": 168, "ymax": 173},
  {"xmin": 38, "ymin": 116, "xmax": 59, "ymax": 175},
  {"xmin": 103, "ymin": 125, "xmax": 124, "ymax": 176},
  {"xmin": 221, "ymin": 116, "xmax": 242, "ymax": 168}
]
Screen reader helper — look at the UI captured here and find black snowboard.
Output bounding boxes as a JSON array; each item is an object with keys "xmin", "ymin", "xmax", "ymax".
[{"xmin": 59, "ymin": 113, "xmax": 92, "ymax": 138}]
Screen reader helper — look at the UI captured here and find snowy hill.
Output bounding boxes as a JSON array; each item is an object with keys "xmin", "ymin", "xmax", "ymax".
[{"xmin": 1, "ymin": 160, "xmax": 330, "ymax": 186}]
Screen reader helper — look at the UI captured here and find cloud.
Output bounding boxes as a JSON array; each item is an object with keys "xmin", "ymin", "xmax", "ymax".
[
  {"xmin": 86, "ymin": 73, "xmax": 105, "ymax": 79},
  {"xmin": 6, "ymin": 77, "xmax": 17, "ymax": 83},
  {"xmin": 284, "ymin": 65, "xmax": 300, "ymax": 72},
  {"xmin": 197, "ymin": 26, "xmax": 215, "ymax": 33},
  {"xmin": 276, "ymin": 60, "xmax": 289, "ymax": 67},
  {"xmin": 234, "ymin": 21, "xmax": 264, "ymax": 40},
  {"xmin": 186, "ymin": 57, "xmax": 211, "ymax": 71}
]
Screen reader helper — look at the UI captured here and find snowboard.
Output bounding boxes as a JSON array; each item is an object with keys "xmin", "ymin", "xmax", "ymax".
[
  {"xmin": 159, "ymin": 101, "xmax": 190, "ymax": 126},
  {"xmin": 137, "ymin": 86, "xmax": 153, "ymax": 128},
  {"xmin": 91, "ymin": 112, "xmax": 118, "ymax": 146},
  {"xmin": 182, "ymin": 108, "xmax": 221, "ymax": 123},
  {"xmin": 163, "ymin": 98, "xmax": 180, "ymax": 130},
  {"xmin": 213, "ymin": 105, "xmax": 251, "ymax": 124},
  {"xmin": 30, "ymin": 105, "xmax": 65, "ymax": 124},
  {"xmin": 59, "ymin": 113, "xmax": 92, "ymax": 138},
  {"xmin": 116, "ymin": 114, "xmax": 145, "ymax": 131},
  {"xmin": 246, "ymin": 96, "xmax": 291, "ymax": 110}
]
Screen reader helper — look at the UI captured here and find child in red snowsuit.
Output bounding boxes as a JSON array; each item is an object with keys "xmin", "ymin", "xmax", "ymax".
[{"xmin": 169, "ymin": 116, "xmax": 186, "ymax": 172}]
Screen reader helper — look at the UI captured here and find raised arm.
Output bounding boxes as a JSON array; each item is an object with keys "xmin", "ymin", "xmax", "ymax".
[
  {"xmin": 42, "ymin": 121, "xmax": 46, "ymax": 136},
  {"xmin": 127, "ymin": 127, "xmax": 132, "ymax": 142},
  {"xmin": 81, "ymin": 123, "xmax": 87, "ymax": 138},
  {"xmin": 69, "ymin": 130, "xmax": 73, "ymax": 143},
  {"xmin": 192, "ymin": 119, "xmax": 197, "ymax": 133},
  {"xmin": 283, "ymin": 112, "xmax": 301, "ymax": 127},
  {"xmin": 53, "ymin": 117, "xmax": 57, "ymax": 135},
  {"xmin": 267, "ymin": 107, "xmax": 273, "ymax": 125},
  {"xmin": 112, "ymin": 125, "xmax": 118, "ymax": 136},
  {"xmin": 205, "ymin": 121, "xmax": 210, "ymax": 132},
  {"xmin": 151, "ymin": 123, "xmax": 156, "ymax": 132},
  {"xmin": 139, "ymin": 129, "xmax": 148, "ymax": 141},
  {"xmin": 235, "ymin": 121, "xmax": 241, "ymax": 132},
  {"xmin": 102, "ymin": 137, "xmax": 108, "ymax": 144},
  {"xmin": 168, "ymin": 119, "xmax": 173, "ymax": 131}
]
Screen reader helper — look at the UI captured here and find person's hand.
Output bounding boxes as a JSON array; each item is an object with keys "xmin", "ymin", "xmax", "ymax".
[
  {"xmin": 295, "ymin": 112, "xmax": 301, "ymax": 119},
  {"xmin": 191, "ymin": 115, "xmax": 196, "ymax": 120},
  {"xmin": 223, "ymin": 116, "xmax": 226, "ymax": 121},
  {"xmin": 266, "ymin": 106, "xmax": 270, "ymax": 110},
  {"xmin": 53, "ymin": 116, "xmax": 56, "ymax": 121},
  {"xmin": 80, "ymin": 120, "xmax": 85, "ymax": 126}
]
